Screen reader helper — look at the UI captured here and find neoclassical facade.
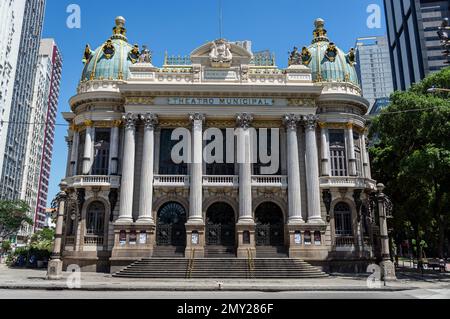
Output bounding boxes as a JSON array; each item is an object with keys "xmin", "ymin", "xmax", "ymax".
[{"xmin": 61, "ymin": 17, "xmax": 378, "ymax": 273}]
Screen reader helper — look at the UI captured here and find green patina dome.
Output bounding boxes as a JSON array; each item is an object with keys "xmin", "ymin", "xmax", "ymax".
[
  {"xmin": 81, "ymin": 16, "xmax": 138, "ymax": 81},
  {"xmin": 291, "ymin": 19, "xmax": 359, "ymax": 85}
]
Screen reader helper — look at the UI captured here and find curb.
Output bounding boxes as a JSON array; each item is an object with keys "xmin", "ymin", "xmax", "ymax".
[{"xmin": 0, "ymin": 284, "xmax": 419, "ymax": 292}]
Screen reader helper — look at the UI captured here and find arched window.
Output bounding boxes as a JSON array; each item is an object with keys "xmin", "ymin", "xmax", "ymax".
[
  {"xmin": 86, "ymin": 202, "xmax": 105, "ymax": 235},
  {"xmin": 329, "ymin": 130, "xmax": 347, "ymax": 176},
  {"xmin": 334, "ymin": 202, "xmax": 353, "ymax": 236}
]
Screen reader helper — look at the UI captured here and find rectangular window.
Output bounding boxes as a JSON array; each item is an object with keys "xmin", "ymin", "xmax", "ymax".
[
  {"xmin": 159, "ymin": 129, "xmax": 188, "ymax": 175},
  {"xmin": 76, "ymin": 130, "xmax": 85, "ymax": 175},
  {"xmin": 329, "ymin": 130, "xmax": 347, "ymax": 176},
  {"xmin": 354, "ymin": 132, "xmax": 362, "ymax": 177},
  {"xmin": 92, "ymin": 129, "xmax": 110, "ymax": 175}
]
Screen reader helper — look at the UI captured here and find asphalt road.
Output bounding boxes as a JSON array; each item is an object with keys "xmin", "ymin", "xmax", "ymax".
[{"xmin": 0, "ymin": 288, "xmax": 449, "ymax": 299}]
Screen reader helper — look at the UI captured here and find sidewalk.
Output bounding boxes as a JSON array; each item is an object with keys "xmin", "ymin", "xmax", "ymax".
[{"xmin": 0, "ymin": 264, "xmax": 449, "ymax": 292}]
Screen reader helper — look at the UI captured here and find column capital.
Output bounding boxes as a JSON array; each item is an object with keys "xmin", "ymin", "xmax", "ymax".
[
  {"xmin": 189, "ymin": 113, "xmax": 205, "ymax": 123},
  {"xmin": 303, "ymin": 114, "xmax": 319, "ymax": 130},
  {"xmin": 283, "ymin": 114, "xmax": 301, "ymax": 130},
  {"xmin": 141, "ymin": 113, "xmax": 159, "ymax": 129},
  {"xmin": 236, "ymin": 113, "xmax": 254, "ymax": 129},
  {"xmin": 122, "ymin": 113, "xmax": 138, "ymax": 129},
  {"xmin": 346, "ymin": 122, "xmax": 354, "ymax": 130},
  {"xmin": 83, "ymin": 120, "xmax": 94, "ymax": 128},
  {"xmin": 111, "ymin": 120, "xmax": 122, "ymax": 128}
]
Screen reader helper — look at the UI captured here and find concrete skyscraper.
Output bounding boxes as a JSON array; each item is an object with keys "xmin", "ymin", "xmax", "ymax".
[
  {"xmin": 355, "ymin": 36, "xmax": 394, "ymax": 111},
  {"xmin": 21, "ymin": 39, "xmax": 62, "ymax": 234},
  {"xmin": 0, "ymin": 0, "xmax": 46, "ymax": 202},
  {"xmin": 384, "ymin": 0, "xmax": 449, "ymax": 90}
]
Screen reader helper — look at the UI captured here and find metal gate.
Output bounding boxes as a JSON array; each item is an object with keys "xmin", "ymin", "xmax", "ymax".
[
  {"xmin": 206, "ymin": 224, "xmax": 235, "ymax": 246},
  {"xmin": 255, "ymin": 224, "xmax": 284, "ymax": 246},
  {"xmin": 156, "ymin": 224, "xmax": 186, "ymax": 246}
]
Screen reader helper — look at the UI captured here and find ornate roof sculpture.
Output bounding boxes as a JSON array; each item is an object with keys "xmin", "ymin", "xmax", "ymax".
[
  {"xmin": 288, "ymin": 18, "xmax": 359, "ymax": 85},
  {"xmin": 81, "ymin": 17, "xmax": 152, "ymax": 81}
]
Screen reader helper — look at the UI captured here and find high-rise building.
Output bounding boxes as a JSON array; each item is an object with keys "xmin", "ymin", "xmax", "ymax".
[
  {"xmin": 21, "ymin": 39, "xmax": 62, "ymax": 234},
  {"xmin": 384, "ymin": 0, "xmax": 449, "ymax": 90},
  {"xmin": 0, "ymin": 0, "xmax": 46, "ymax": 201},
  {"xmin": 355, "ymin": 36, "xmax": 394, "ymax": 110}
]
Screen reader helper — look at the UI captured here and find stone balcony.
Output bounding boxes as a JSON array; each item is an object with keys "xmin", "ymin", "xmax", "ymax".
[
  {"xmin": 152, "ymin": 175, "xmax": 288, "ymax": 189},
  {"xmin": 251, "ymin": 175, "xmax": 288, "ymax": 188},
  {"xmin": 153, "ymin": 175, "xmax": 190, "ymax": 187},
  {"xmin": 64, "ymin": 175, "xmax": 121, "ymax": 189},
  {"xmin": 319, "ymin": 176, "xmax": 377, "ymax": 190}
]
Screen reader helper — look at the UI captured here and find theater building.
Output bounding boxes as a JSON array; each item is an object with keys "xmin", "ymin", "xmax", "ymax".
[{"xmin": 60, "ymin": 17, "xmax": 378, "ymax": 274}]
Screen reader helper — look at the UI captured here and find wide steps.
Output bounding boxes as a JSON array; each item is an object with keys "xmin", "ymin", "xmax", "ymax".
[{"xmin": 113, "ymin": 258, "xmax": 328, "ymax": 279}]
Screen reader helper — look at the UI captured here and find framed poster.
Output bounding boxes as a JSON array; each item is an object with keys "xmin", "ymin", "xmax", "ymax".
[
  {"xmin": 129, "ymin": 231, "xmax": 137, "ymax": 245},
  {"xmin": 139, "ymin": 231, "xmax": 147, "ymax": 245},
  {"xmin": 294, "ymin": 231, "xmax": 302, "ymax": 244},
  {"xmin": 314, "ymin": 231, "xmax": 322, "ymax": 245},
  {"xmin": 304, "ymin": 231, "xmax": 312, "ymax": 245},
  {"xmin": 191, "ymin": 231, "xmax": 199, "ymax": 245},
  {"xmin": 119, "ymin": 230, "xmax": 126, "ymax": 246}
]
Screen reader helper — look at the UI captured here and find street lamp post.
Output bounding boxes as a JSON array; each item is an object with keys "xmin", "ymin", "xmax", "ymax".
[
  {"xmin": 47, "ymin": 182, "xmax": 68, "ymax": 280},
  {"xmin": 375, "ymin": 183, "xmax": 397, "ymax": 281}
]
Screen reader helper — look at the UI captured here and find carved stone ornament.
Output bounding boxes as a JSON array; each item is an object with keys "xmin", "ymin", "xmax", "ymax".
[
  {"xmin": 303, "ymin": 114, "xmax": 319, "ymax": 130},
  {"xmin": 141, "ymin": 113, "xmax": 159, "ymax": 129},
  {"xmin": 122, "ymin": 113, "xmax": 138, "ymax": 129},
  {"xmin": 139, "ymin": 45, "xmax": 152, "ymax": 64},
  {"xmin": 209, "ymin": 39, "xmax": 233, "ymax": 67},
  {"xmin": 189, "ymin": 113, "xmax": 205, "ymax": 126},
  {"xmin": 236, "ymin": 113, "xmax": 254, "ymax": 129},
  {"xmin": 283, "ymin": 114, "xmax": 301, "ymax": 130}
]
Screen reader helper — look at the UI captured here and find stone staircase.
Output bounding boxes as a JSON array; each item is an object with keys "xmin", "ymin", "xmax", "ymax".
[
  {"xmin": 256, "ymin": 246, "xmax": 289, "ymax": 258},
  {"xmin": 113, "ymin": 258, "xmax": 328, "ymax": 279},
  {"xmin": 152, "ymin": 246, "xmax": 185, "ymax": 258},
  {"xmin": 205, "ymin": 246, "xmax": 236, "ymax": 258}
]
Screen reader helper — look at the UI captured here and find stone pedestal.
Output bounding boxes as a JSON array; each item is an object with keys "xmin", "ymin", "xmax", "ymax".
[
  {"xmin": 286, "ymin": 224, "xmax": 303, "ymax": 258},
  {"xmin": 110, "ymin": 223, "xmax": 156, "ymax": 272},
  {"xmin": 185, "ymin": 223, "xmax": 205, "ymax": 258},
  {"xmin": 236, "ymin": 223, "xmax": 256, "ymax": 258},
  {"xmin": 380, "ymin": 259, "xmax": 397, "ymax": 281},
  {"xmin": 47, "ymin": 259, "xmax": 63, "ymax": 280}
]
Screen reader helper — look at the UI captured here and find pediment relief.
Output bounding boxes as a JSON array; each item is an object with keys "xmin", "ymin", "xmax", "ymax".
[{"xmin": 190, "ymin": 39, "xmax": 253, "ymax": 67}]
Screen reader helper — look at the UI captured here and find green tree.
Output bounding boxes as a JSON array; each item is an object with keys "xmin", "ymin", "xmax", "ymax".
[
  {"xmin": 370, "ymin": 67, "xmax": 450, "ymax": 261},
  {"xmin": 0, "ymin": 200, "xmax": 33, "ymax": 242},
  {"xmin": 30, "ymin": 228, "xmax": 55, "ymax": 252}
]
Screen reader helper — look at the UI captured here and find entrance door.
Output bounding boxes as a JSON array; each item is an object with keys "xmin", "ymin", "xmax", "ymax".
[
  {"xmin": 255, "ymin": 202, "xmax": 284, "ymax": 246},
  {"xmin": 156, "ymin": 202, "xmax": 187, "ymax": 247},
  {"xmin": 206, "ymin": 202, "xmax": 235, "ymax": 246}
]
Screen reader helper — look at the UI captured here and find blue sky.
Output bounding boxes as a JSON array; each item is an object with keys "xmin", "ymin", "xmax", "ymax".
[{"xmin": 42, "ymin": 0, "xmax": 386, "ymax": 202}]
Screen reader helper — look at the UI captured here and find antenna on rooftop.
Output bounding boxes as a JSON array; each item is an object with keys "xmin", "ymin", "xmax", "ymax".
[{"xmin": 219, "ymin": 0, "xmax": 223, "ymax": 39}]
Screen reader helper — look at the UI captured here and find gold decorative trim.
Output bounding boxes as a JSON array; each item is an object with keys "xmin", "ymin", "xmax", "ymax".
[
  {"xmin": 287, "ymin": 98, "xmax": 316, "ymax": 107},
  {"xmin": 346, "ymin": 122, "xmax": 354, "ymax": 129},
  {"xmin": 112, "ymin": 120, "xmax": 122, "ymax": 128},
  {"xmin": 125, "ymin": 96, "xmax": 155, "ymax": 105},
  {"xmin": 84, "ymin": 120, "xmax": 94, "ymax": 128},
  {"xmin": 159, "ymin": 120, "xmax": 190, "ymax": 128},
  {"xmin": 253, "ymin": 120, "xmax": 283, "ymax": 129}
]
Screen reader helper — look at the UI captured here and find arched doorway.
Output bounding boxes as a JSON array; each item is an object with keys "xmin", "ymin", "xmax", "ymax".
[
  {"xmin": 156, "ymin": 202, "xmax": 187, "ymax": 247},
  {"xmin": 206, "ymin": 202, "xmax": 236, "ymax": 247},
  {"xmin": 255, "ymin": 202, "xmax": 284, "ymax": 246}
]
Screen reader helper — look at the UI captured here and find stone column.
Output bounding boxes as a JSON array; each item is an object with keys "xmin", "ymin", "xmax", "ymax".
[
  {"xmin": 304, "ymin": 115, "xmax": 323, "ymax": 224},
  {"xmin": 346, "ymin": 123, "xmax": 357, "ymax": 176},
  {"xmin": 361, "ymin": 130, "xmax": 371, "ymax": 179},
  {"xmin": 283, "ymin": 114, "xmax": 304, "ymax": 224},
  {"xmin": 109, "ymin": 121, "xmax": 121, "ymax": 176},
  {"xmin": 65, "ymin": 137, "xmax": 73, "ymax": 177},
  {"xmin": 69, "ymin": 129, "xmax": 79, "ymax": 176},
  {"xmin": 137, "ymin": 114, "xmax": 158, "ymax": 224},
  {"xmin": 377, "ymin": 184, "xmax": 396, "ymax": 281},
  {"xmin": 236, "ymin": 113, "xmax": 254, "ymax": 223},
  {"xmin": 117, "ymin": 113, "xmax": 138, "ymax": 224},
  {"xmin": 188, "ymin": 113, "xmax": 204, "ymax": 224},
  {"xmin": 47, "ymin": 190, "xmax": 67, "ymax": 280},
  {"xmin": 319, "ymin": 123, "xmax": 331, "ymax": 177},
  {"xmin": 82, "ymin": 120, "xmax": 94, "ymax": 175}
]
